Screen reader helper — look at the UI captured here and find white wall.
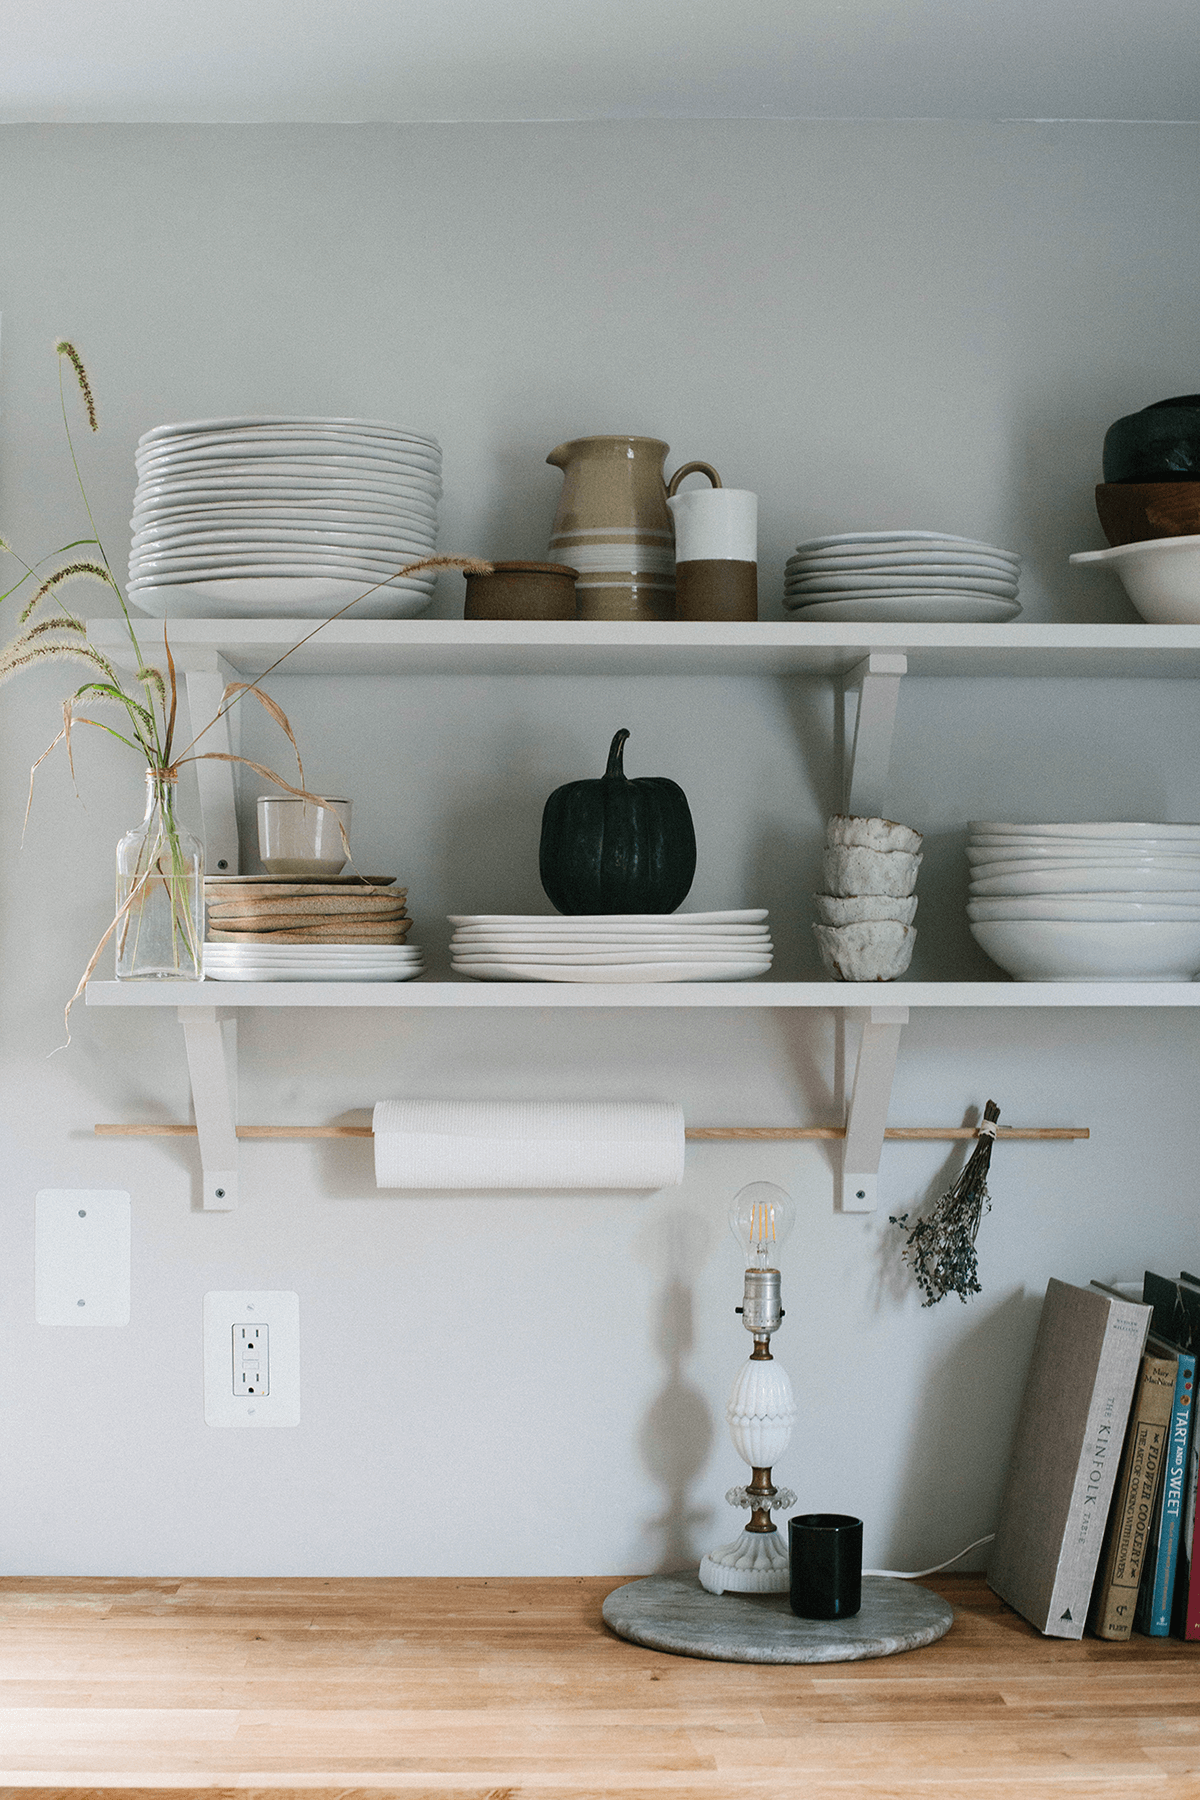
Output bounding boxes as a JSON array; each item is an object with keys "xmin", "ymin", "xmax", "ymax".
[{"xmin": 1, "ymin": 120, "xmax": 1199, "ymax": 1576}]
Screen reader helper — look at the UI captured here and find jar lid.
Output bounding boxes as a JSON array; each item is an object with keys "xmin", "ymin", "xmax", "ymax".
[{"xmin": 464, "ymin": 559, "xmax": 579, "ymax": 579}]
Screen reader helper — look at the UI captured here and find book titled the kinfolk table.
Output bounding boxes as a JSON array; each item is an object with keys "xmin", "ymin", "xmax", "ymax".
[{"xmin": 987, "ymin": 1278, "xmax": 1151, "ymax": 1639}]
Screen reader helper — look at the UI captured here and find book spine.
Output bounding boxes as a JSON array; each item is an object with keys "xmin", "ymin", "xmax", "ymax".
[
  {"xmin": 1136, "ymin": 1349, "xmax": 1195, "ymax": 1636},
  {"xmin": 1090, "ymin": 1353, "xmax": 1176, "ymax": 1639},
  {"xmin": 1045, "ymin": 1306, "xmax": 1149, "ymax": 1638}
]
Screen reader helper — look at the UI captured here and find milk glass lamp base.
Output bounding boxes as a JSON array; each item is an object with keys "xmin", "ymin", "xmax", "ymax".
[{"xmin": 699, "ymin": 1527, "xmax": 791, "ymax": 1595}]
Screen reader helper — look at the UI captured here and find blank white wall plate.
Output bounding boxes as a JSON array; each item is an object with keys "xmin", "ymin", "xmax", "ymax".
[
  {"xmin": 204, "ymin": 1290, "xmax": 300, "ymax": 1427},
  {"xmin": 35, "ymin": 1191, "xmax": 131, "ymax": 1326}
]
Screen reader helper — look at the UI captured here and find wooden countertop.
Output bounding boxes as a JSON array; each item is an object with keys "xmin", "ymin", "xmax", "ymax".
[{"xmin": 0, "ymin": 1573, "xmax": 1196, "ymax": 1795}]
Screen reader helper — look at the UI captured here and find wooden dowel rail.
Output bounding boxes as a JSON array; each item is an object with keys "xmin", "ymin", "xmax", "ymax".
[{"xmin": 94, "ymin": 1123, "xmax": 1088, "ymax": 1141}]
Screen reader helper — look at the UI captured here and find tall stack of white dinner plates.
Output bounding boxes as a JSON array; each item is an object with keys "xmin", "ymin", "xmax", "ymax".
[
  {"xmin": 203, "ymin": 942, "xmax": 425, "ymax": 982},
  {"xmin": 967, "ymin": 821, "xmax": 1200, "ymax": 980},
  {"xmin": 784, "ymin": 532, "xmax": 1021, "ymax": 623},
  {"xmin": 448, "ymin": 911, "xmax": 772, "ymax": 981},
  {"xmin": 128, "ymin": 416, "xmax": 442, "ymax": 619}
]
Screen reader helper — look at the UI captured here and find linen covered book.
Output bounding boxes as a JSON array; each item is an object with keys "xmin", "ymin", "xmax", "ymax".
[{"xmin": 987, "ymin": 1278, "xmax": 1151, "ymax": 1639}]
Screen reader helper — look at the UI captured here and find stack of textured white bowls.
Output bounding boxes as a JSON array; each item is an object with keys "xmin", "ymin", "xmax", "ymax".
[
  {"xmin": 784, "ymin": 531, "xmax": 1022, "ymax": 623},
  {"xmin": 968, "ymin": 822, "xmax": 1200, "ymax": 980},
  {"xmin": 128, "ymin": 415, "xmax": 442, "ymax": 619}
]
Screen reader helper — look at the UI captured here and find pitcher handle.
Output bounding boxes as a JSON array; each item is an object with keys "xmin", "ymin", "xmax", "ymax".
[{"xmin": 667, "ymin": 461, "xmax": 723, "ymax": 497}]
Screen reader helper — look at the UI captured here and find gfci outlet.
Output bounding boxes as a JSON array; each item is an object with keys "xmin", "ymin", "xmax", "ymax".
[{"xmin": 204, "ymin": 1291, "xmax": 299, "ymax": 1427}]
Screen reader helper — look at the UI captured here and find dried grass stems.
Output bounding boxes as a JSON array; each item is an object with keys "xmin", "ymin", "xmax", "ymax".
[
  {"xmin": 890, "ymin": 1100, "xmax": 1001, "ymax": 1305},
  {"xmin": 0, "ymin": 340, "xmax": 494, "ymax": 1039}
]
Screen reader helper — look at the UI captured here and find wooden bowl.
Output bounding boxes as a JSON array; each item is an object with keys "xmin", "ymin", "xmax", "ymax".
[{"xmin": 1095, "ymin": 482, "xmax": 1200, "ymax": 547}]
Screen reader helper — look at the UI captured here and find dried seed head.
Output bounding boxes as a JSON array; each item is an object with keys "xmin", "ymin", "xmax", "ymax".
[{"xmin": 55, "ymin": 340, "xmax": 98, "ymax": 431}]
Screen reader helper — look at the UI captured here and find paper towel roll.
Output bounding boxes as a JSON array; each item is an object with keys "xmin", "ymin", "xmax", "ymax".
[{"xmin": 372, "ymin": 1099, "xmax": 685, "ymax": 1190}]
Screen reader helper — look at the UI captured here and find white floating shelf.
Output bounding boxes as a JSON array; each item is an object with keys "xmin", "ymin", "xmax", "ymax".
[
  {"xmin": 85, "ymin": 979, "xmax": 1200, "ymax": 1008},
  {"xmin": 86, "ymin": 618, "xmax": 1200, "ymax": 681}
]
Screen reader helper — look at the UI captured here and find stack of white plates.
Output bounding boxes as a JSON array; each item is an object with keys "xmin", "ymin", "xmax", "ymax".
[
  {"xmin": 967, "ymin": 821, "xmax": 1200, "ymax": 980},
  {"xmin": 203, "ymin": 942, "xmax": 425, "ymax": 982},
  {"xmin": 128, "ymin": 416, "xmax": 442, "ymax": 619},
  {"xmin": 448, "ymin": 911, "xmax": 773, "ymax": 982},
  {"xmin": 784, "ymin": 532, "xmax": 1022, "ymax": 623}
]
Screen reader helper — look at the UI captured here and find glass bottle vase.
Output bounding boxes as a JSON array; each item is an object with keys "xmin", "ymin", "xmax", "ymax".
[{"xmin": 115, "ymin": 770, "xmax": 204, "ymax": 980}]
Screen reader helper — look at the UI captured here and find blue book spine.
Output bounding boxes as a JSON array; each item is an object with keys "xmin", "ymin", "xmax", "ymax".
[{"xmin": 1136, "ymin": 1346, "xmax": 1196, "ymax": 1635}]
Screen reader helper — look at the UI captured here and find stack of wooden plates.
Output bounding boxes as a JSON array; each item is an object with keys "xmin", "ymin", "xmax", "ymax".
[{"xmin": 203, "ymin": 875, "xmax": 421, "ymax": 982}]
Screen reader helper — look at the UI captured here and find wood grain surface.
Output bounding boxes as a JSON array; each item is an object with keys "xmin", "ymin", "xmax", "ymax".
[{"xmin": 0, "ymin": 1574, "xmax": 1196, "ymax": 1797}]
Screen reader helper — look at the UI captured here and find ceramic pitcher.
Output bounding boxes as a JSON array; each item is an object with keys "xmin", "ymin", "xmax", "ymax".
[{"xmin": 546, "ymin": 437, "xmax": 720, "ymax": 622}]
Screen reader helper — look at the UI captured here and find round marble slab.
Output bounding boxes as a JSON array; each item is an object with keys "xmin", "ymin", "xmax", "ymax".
[{"xmin": 602, "ymin": 1571, "xmax": 954, "ymax": 1664}]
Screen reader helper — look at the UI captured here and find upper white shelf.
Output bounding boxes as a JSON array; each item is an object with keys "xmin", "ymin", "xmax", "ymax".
[
  {"xmin": 86, "ymin": 618, "xmax": 1200, "ymax": 681},
  {"xmin": 85, "ymin": 979, "xmax": 1200, "ymax": 1008}
]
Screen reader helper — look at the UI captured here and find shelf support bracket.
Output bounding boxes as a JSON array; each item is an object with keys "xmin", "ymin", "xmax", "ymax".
[
  {"xmin": 184, "ymin": 665, "xmax": 241, "ymax": 876},
  {"xmin": 178, "ymin": 1007, "xmax": 239, "ymax": 1209},
  {"xmin": 842, "ymin": 652, "xmax": 907, "ymax": 819},
  {"xmin": 839, "ymin": 1005, "xmax": 908, "ymax": 1213}
]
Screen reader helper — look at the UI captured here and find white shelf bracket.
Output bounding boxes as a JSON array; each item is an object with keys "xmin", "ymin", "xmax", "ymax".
[
  {"xmin": 179, "ymin": 1006, "xmax": 239, "ymax": 1209},
  {"xmin": 842, "ymin": 652, "xmax": 907, "ymax": 818},
  {"xmin": 184, "ymin": 665, "xmax": 242, "ymax": 875},
  {"xmin": 839, "ymin": 1005, "xmax": 909, "ymax": 1213}
]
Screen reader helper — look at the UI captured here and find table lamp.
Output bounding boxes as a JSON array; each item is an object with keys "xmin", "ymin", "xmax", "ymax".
[{"xmin": 699, "ymin": 1181, "xmax": 797, "ymax": 1595}]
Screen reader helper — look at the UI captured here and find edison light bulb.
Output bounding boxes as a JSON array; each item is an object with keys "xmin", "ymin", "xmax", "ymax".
[{"xmin": 729, "ymin": 1181, "xmax": 795, "ymax": 1337}]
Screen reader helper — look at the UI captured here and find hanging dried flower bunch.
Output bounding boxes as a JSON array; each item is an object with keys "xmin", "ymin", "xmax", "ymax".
[{"xmin": 890, "ymin": 1100, "xmax": 1000, "ymax": 1305}]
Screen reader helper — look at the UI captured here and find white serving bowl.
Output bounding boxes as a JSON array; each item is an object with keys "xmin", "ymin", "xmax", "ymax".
[
  {"xmin": 1070, "ymin": 537, "xmax": 1200, "ymax": 624},
  {"xmin": 968, "ymin": 896, "xmax": 1200, "ymax": 922},
  {"xmin": 970, "ymin": 865, "xmax": 1200, "ymax": 896},
  {"xmin": 970, "ymin": 917, "xmax": 1200, "ymax": 981},
  {"xmin": 966, "ymin": 844, "xmax": 1200, "ymax": 867},
  {"xmin": 969, "ymin": 820, "xmax": 1200, "ymax": 839}
]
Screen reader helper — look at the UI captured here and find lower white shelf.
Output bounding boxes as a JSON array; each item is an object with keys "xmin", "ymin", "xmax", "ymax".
[{"xmin": 85, "ymin": 978, "xmax": 1200, "ymax": 1008}]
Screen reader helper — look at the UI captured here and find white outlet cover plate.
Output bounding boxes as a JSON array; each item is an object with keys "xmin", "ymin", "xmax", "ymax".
[
  {"xmin": 204, "ymin": 1290, "xmax": 300, "ymax": 1426},
  {"xmin": 36, "ymin": 1191, "xmax": 131, "ymax": 1326}
]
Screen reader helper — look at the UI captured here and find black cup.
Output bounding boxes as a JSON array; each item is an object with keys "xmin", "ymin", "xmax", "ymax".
[{"xmin": 789, "ymin": 1513, "xmax": 863, "ymax": 1619}]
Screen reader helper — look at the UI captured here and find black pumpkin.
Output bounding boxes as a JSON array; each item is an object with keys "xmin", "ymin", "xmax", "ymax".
[{"xmin": 539, "ymin": 728, "xmax": 697, "ymax": 915}]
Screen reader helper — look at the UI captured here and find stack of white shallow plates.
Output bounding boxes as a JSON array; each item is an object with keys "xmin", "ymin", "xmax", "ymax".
[
  {"xmin": 967, "ymin": 821, "xmax": 1200, "ymax": 980},
  {"xmin": 784, "ymin": 532, "xmax": 1022, "ymax": 623},
  {"xmin": 128, "ymin": 416, "xmax": 442, "ymax": 619},
  {"xmin": 203, "ymin": 942, "xmax": 425, "ymax": 982},
  {"xmin": 449, "ymin": 911, "xmax": 772, "ymax": 981}
]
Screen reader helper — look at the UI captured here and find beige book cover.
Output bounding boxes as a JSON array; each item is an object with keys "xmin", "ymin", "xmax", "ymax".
[
  {"xmin": 987, "ymin": 1278, "xmax": 1151, "ymax": 1639},
  {"xmin": 1087, "ymin": 1348, "xmax": 1176, "ymax": 1639}
]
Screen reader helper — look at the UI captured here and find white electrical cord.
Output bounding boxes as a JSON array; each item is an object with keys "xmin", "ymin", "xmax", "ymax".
[{"xmin": 863, "ymin": 1531, "xmax": 995, "ymax": 1580}]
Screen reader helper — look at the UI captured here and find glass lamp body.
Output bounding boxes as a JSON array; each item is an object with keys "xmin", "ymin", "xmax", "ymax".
[{"xmin": 115, "ymin": 771, "xmax": 204, "ymax": 980}]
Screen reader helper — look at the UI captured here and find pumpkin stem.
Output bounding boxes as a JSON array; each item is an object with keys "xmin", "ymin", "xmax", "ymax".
[{"xmin": 605, "ymin": 728, "xmax": 631, "ymax": 778}]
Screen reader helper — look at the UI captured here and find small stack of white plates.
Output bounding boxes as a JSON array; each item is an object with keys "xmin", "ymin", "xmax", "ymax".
[
  {"xmin": 967, "ymin": 821, "xmax": 1200, "ymax": 980},
  {"xmin": 784, "ymin": 532, "xmax": 1022, "ymax": 623},
  {"xmin": 448, "ymin": 910, "xmax": 772, "ymax": 982},
  {"xmin": 128, "ymin": 416, "xmax": 442, "ymax": 619},
  {"xmin": 203, "ymin": 942, "xmax": 425, "ymax": 982}
]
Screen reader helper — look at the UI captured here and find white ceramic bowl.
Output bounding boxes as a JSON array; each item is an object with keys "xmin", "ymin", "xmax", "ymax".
[
  {"xmin": 970, "ymin": 917, "xmax": 1200, "ymax": 980},
  {"xmin": 1070, "ymin": 537, "xmax": 1200, "ymax": 624},
  {"xmin": 969, "ymin": 820, "xmax": 1200, "ymax": 838},
  {"xmin": 970, "ymin": 866, "xmax": 1200, "ymax": 896},
  {"xmin": 968, "ymin": 896, "xmax": 1200, "ymax": 922},
  {"xmin": 813, "ymin": 892, "xmax": 918, "ymax": 926},
  {"xmin": 966, "ymin": 844, "xmax": 1200, "ymax": 867}
]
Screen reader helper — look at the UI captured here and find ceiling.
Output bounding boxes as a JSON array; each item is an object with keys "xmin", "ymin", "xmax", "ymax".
[{"xmin": 3, "ymin": 0, "xmax": 1199, "ymax": 123}]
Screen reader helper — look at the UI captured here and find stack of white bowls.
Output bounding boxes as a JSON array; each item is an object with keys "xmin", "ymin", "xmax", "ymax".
[
  {"xmin": 448, "ymin": 911, "xmax": 772, "ymax": 981},
  {"xmin": 784, "ymin": 531, "xmax": 1022, "ymax": 623},
  {"xmin": 813, "ymin": 815, "xmax": 922, "ymax": 979},
  {"xmin": 968, "ymin": 822, "xmax": 1200, "ymax": 980},
  {"xmin": 128, "ymin": 416, "xmax": 442, "ymax": 619}
]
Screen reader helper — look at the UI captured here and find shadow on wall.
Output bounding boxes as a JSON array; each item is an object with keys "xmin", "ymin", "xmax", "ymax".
[
  {"xmin": 636, "ymin": 1207, "xmax": 717, "ymax": 1572},
  {"xmin": 881, "ymin": 1285, "xmax": 1043, "ymax": 1573}
]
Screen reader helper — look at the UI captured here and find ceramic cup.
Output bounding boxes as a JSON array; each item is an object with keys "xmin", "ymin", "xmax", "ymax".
[
  {"xmin": 667, "ymin": 480, "xmax": 758, "ymax": 621},
  {"xmin": 789, "ymin": 1513, "xmax": 863, "ymax": 1619},
  {"xmin": 463, "ymin": 560, "xmax": 579, "ymax": 621},
  {"xmin": 257, "ymin": 795, "xmax": 352, "ymax": 876}
]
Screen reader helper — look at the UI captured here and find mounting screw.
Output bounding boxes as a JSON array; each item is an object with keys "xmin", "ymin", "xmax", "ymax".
[
  {"xmin": 214, "ymin": 1188, "xmax": 225, "ymax": 1199},
  {"xmin": 856, "ymin": 1189, "xmax": 867, "ymax": 1200},
  {"xmin": 216, "ymin": 859, "xmax": 229, "ymax": 870}
]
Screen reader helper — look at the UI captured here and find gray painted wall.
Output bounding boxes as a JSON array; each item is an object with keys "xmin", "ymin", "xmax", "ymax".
[{"xmin": 1, "ymin": 121, "xmax": 1198, "ymax": 1575}]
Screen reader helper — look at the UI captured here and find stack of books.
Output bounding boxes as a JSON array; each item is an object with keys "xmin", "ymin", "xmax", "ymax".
[{"xmin": 987, "ymin": 1273, "xmax": 1198, "ymax": 1641}]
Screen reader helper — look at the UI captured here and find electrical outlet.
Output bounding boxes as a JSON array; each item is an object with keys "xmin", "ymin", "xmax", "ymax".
[
  {"xmin": 232, "ymin": 1323, "xmax": 269, "ymax": 1396},
  {"xmin": 204, "ymin": 1292, "xmax": 298, "ymax": 1427}
]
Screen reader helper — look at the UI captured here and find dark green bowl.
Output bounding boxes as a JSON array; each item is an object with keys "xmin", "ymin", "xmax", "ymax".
[{"xmin": 1103, "ymin": 395, "xmax": 1200, "ymax": 484}]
